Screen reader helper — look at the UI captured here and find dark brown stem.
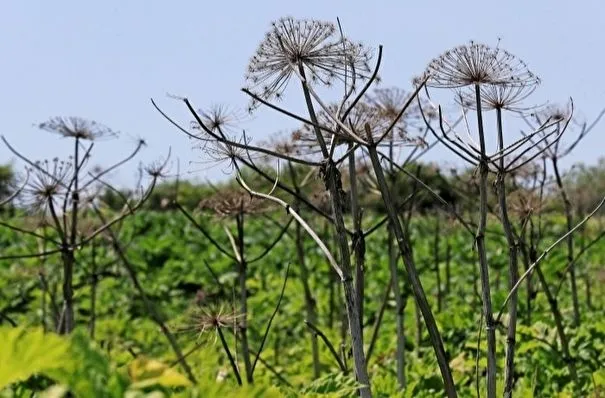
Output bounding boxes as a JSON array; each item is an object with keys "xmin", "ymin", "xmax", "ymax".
[
  {"xmin": 473, "ymin": 84, "xmax": 496, "ymax": 398},
  {"xmin": 551, "ymin": 156, "xmax": 580, "ymax": 327},
  {"xmin": 305, "ymin": 320, "xmax": 347, "ymax": 372},
  {"xmin": 298, "ymin": 65, "xmax": 370, "ymax": 397},
  {"xmin": 88, "ymin": 241, "xmax": 98, "ymax": 339},
  {"xmin": 366, "ymin": 274, "xmax": 393, "ymax": 363},
  {"xmin": 251, "ymin": 263, "xmax": 289, "ymax": 374},
  {"xmin": 552, "ymin": 156, "xmax": 580, "ymax": 326},
  {"xmin": 217, "ymin": 327, "xmax": 243, "ymax": 386},
  {"xmin": 389, "ymin": 226, "xmax": 407, "ymax": 389},
  {"xmin": 348, "ymin": 144, "xmax": 365, "ymax": 340},
  {"xmin": 236, "ymin": 213, "xmax": 253, "ymax": 384},
  {"xmin": 496, "ymin": 107, "xmax": 520, "ymax": 398},
  {"xmin": 366, "ymin": 134, "xmax": 457, "ymax": 397},
  {"xmin": 434, "ymin": 215, "xmax": 442, "ymax": 313}
]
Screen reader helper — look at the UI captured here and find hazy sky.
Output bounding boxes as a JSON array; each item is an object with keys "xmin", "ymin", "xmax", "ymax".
[{"xmin": 2, "ymin": 0, "xmax": 604, "ymax": 186}]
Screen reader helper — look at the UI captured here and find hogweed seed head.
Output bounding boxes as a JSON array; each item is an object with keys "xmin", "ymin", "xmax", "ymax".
[
  {"xmin": 424, "ymin": 41, "xmax": 539, "ymax": 89},
  {"xmin": 456, "ymin": 77, "xmax": 541, "ymax": 112},
  {"xmin": 367, "ymin": 86, "xmax": 428, "ymax": 137},
  {"xmin": 192, "ymin": 105, "xmax": 245, "ymax": 137},
  {"xmin": 199, "ymin": 189, "xmax": 271, "ymax": 216},
  {"xmin": 23, "ymin": 158, "xmax": 73, "ymax": 214},
  {"xmin": 245, "ymin": 17, "xmax": 373, "ymax": 105},
  {"xmin": 532, "ymin": 103, "xmax": 571, "ymax": 124},
  {"xmin": 176, "ymin": 303, "xmax": 244, "ymax": 340},
  {"xmin": 38, "ymin": 117, "xmax": 118, "ymax": 141}
]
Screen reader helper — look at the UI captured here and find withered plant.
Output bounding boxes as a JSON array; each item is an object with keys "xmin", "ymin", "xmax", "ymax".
[
  {"xmin": 1, "ymin": 117, "xmax": 155, "ymax": 334},
  {"xmin": 522, "ymin": 103, "xmax": 605, "ymax": 327}
]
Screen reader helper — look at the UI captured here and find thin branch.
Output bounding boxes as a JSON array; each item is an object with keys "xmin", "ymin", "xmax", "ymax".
[
  {"xmin": 304, "ymin": 320, "xmax": 347, "ymax": 372},
  {"xmin": 248, "ymin": 218, "xmax": 293, "ymax": 263},
  {"xmin": 251, "ymin": 263, "xmax": 290, "ymax": 373},
  {"xmin": 496, "ymin": 195, "xmax": 605, "ymax": 322},
  {"xmin": 175, "ymin": 202, "xmax": 237, "ymax": 261}
]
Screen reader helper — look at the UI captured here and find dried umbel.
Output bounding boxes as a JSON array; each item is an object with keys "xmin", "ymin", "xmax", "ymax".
[
  {"xmin": 367, "ymin": 86, "xmax": 429, "ymax": 141},
  {"xmin": 177, "ymin": 303, "xmax": 243, "ymax": 339},
  {"xmin": 507, "ymin": 187, "xmax": 550, "ymax": 219},
  {"xmin": 38, "ymin": 117, "xmax": 118, "ymax": 141},
  {"xmin": 265, "ymin": 133, "xmax": 308, "ymax": 158},
  {"xmin": 457, "ymin": 78, "xmax": 540, "ymax": 112},
  {"xmin": 532, "ymin": 103, "xmax": 571, "ymax": 124},
  {"xmin": 22, "ymin": 158, "xmax": 73, "ymax": 214},
  {"xmin": 246, "ymin": 17, "xmax": 373, "ymax": 103},
  {"xmin": 191, "ymin": 105, "xmax": 245, "ymax": 137},
  {"xmin": 293, "ymin": 102, "xmax": 382, "ymax": 151},
  {"xmin": 193, "ymin": 134, "xmax": 249, "ymax": 173},
  {"xmin": 199, "ymin": 189, "xmax": 271, "ymax": 216},
  {"xmin": 424, "ymin": 41, "xmax": 539, "ymax": 89}
]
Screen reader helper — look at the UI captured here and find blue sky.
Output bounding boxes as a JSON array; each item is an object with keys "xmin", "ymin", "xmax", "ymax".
[{"xmin": 1, "ymin": 0, "xmax": 604, "ymax": 186}]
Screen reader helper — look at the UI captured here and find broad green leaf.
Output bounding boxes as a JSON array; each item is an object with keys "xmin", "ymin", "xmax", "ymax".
[
  {"xmin": 127, "ymin": 357, "xmax": 192, "ymax": 389},
  {"xmin": 0, "ymin": 326, "xmax": 71, "ymax": 390}
]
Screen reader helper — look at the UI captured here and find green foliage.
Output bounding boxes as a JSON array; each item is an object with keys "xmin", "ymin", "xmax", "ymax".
[
  {"xmin": 0, "ymin": 327, "xmax": 70, "ymax": 390},
  {"xmin": 1, "ymin": 205, "xmax": 604, "ymax": 396}
]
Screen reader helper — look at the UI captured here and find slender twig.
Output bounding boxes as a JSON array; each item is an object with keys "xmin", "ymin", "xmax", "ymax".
[
  {"xmin": 304, "ymin": 320, "xmax": 347, "ymax": 372},
  {"xmin": 496, "ymin": 195, "xmax": 605, "ymax": 321},
  {"xmin": 251, "ymin": 263, "xmax": 290, "ymax": 373}
]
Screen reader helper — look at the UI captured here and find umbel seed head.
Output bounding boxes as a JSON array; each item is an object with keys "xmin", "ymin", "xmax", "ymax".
[
  {"xmin": 245, "ymin": 17, "xmax": 372, "ymax": 105},
  {"xmin": 38, "ymin": 116, "xmax": 118, "ymax": 141},
  {"xmin": 424, "ymin": 41, "xmax": 539, "ymax": 89}
]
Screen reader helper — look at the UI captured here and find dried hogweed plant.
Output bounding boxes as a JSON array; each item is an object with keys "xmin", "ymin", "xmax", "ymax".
[
  {"xmin": 151, "ymin": 16, "xmax": 605, "ymax": 397},
  {"xmin": 174, "ymin": 186, "xmax": 292, "ymax": 384},
  {"xmin": 521, "ymin": 101, "xmax": 605, "ymax": 328},
  {"xmin": 422, "ymin": 40, "xmax": 605, "ymax": 398},
  {"xmin": 0, "ymin": 116, "xmax": 160, "ymax": 334}
]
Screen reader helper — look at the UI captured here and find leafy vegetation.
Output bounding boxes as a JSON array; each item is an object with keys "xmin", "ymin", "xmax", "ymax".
[{"xmin": 2, "ymin": 15, "xmax": 605, "ymax": 398}]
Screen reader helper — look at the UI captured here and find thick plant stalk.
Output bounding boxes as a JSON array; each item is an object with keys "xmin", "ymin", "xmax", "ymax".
[
  {"xmin": 551, "ymin": 156, "xmax": 580, "ymax": 326},
  {"xmin": 59, "ymin": 136, "xmax": 81, "ymax": 334},
  {"xmin": 298, "ymin": 69, "xmax": 371, "ymax": 397},
  {"xmin": 236, "ymin": 214, "xmax": 254, "ymax": 384},
  {"xmin": 496, "ymin": 108, "xmax": 520, "ymax": 398},
  {"xmin": 473, "ymin": 84, "xmax": 497, "ymax": 398},
  {"xmin": 349, "ymin": 145, "xmax": 366, "ymax": 341},
  {"xmin": 366, "ymin": 135, "xmax": 457, "ymax": 398},
  {"xmin": 237, "ymin": 165, "xmax": 370, "ymax": 396},
  {"xmin": 388, "ymin": 227, "xmax": 406, "ymax": 390}
]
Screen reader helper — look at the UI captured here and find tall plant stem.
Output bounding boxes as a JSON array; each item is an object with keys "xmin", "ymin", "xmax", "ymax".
[
  {"xmin": 348, "ymin": 144, "xmax": 365, "ymax": 340},
  {"xmin": 445, "ymin": 241, "xmax": 452, "ymax": 298},
  {"xmin": 59, "ymin": 136, "xmax": 80, "ymax": 334},
  {"xmin": 388, "ymin": 226, "xmax": 407, "ymax": 390},
  {"xmin": 298, "ymin": 66, "xmax": 371, "ymax": 397},
  {"xmin": 89, "ymin": 242, "xmax": 98, "ymax": 339},
  {"xmin": 236, "ymin": 213, "xmax": 254, "ymax": 384},
  {"xmin": 552, "ymin": 155, "xmax": 580, "ymax": 326},
  {"xmin": 473, "ymin": 84, "xmax": 496, "ymax": 398},
  {"xmin": 217, "ymin": 327, "xmax": 243, "ymax": 386},
  {"xmin": 366, "ymin": 133, "xmax": 457, "ymax": 398},
  {"xmin": 434, "ymin": 215, "xmax": 442, "ymax": 313},
  {"xmin": 496, "ymin": 108, "xmax": 520, "ymax": 398}
]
